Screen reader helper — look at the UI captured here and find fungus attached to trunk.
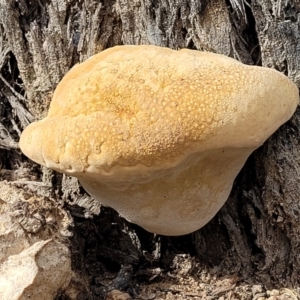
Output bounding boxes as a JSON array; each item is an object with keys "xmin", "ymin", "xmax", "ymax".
[{"xmin": 19, "ymin": 45, "xmax": 299, "ymax": 235}]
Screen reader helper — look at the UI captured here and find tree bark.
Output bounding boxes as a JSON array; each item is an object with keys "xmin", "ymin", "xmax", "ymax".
[{"xmin": 0, "ymin": 0, "xmax": 299, "ymax": 298}]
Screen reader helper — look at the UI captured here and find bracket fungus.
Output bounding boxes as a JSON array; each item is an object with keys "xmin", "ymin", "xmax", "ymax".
[{"xmin": 20, "ymin": 45, "xmax": 299, "ymax": 236}]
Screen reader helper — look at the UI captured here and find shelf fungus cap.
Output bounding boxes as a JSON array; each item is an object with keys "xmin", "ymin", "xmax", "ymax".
[{"xmin": 20, "ymin": 45, "xmax": 299, "ymax": 235}]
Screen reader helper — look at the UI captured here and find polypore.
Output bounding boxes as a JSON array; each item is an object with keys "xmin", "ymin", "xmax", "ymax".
[{"xmin": 19, "ymin": 45, "xmax": 299, "ymax": 235}]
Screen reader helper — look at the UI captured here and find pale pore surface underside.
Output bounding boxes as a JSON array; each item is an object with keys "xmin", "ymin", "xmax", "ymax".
[
  {"xmin": 80, "ymin": 148, "xmax": 253, "ymax": 235},
  {"xmin": 20, "ymin": 45, "xmax": 299, "ymax": 235}
]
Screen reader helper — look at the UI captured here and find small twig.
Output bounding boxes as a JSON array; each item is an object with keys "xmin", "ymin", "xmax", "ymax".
[
  {"xmin": 0, "ymin": 122, "xmax": 18, "ymax": 149},
  {"xmin": 0, "ymin": 73, "xmax": 27, "ymax": 102},
  {"xmin": 0, "ymin": 139, "xmax": 18, "ymax": 150},
  {"xmin": 10, "ymin": 118, "xmax": 22, "ymax": 136},
  {"xmin": 11, "ymin": 180, "xmax": 52, "ymax": 187},
  {"xmin": 1, "ymin": 88, "xmax": 34, "ymax": 128}
]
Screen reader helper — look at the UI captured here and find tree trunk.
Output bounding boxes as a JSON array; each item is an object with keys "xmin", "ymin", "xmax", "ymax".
[{"xmin": 0, "ymin": 0, "xmax": 299, "ymax": 299}]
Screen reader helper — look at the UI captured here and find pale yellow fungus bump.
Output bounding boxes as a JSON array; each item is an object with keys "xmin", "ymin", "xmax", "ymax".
[{"xmin": 20, "ymin": 45, "xmax": 299, "ymax": 235}]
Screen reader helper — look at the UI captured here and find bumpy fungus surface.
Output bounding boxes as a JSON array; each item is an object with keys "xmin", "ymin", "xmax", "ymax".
[{"xmin": 20, "ymin": 45, "xmax": 299, "ymax": 235}]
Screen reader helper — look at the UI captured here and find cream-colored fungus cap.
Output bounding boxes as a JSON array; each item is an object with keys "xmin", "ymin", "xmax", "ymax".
[{"xmin": 20, "ymin": 45, "xmax": 299, "ymax": 235}]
